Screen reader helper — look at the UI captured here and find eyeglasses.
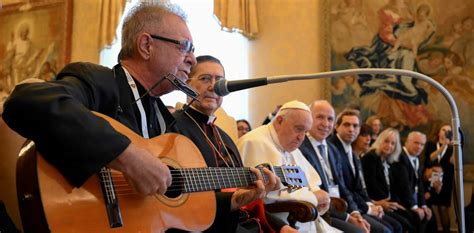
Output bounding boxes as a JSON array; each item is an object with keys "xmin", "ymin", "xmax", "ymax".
[
  {"xmin": 194, "ymin": 74, "xmax": 225, "ymax": 85},
  {"xmin": 238, "ymin": 126, "xmax": 250, "ymax": 132},
  {"xmin": 149, "ymin": 34, "xmax": 195, "ymax": 54}
]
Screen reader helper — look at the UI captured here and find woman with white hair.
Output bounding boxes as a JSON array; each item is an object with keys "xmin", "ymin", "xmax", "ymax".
[{"xmin": 361, "ymin": 128, "xmax": 417, "ymax": 233}]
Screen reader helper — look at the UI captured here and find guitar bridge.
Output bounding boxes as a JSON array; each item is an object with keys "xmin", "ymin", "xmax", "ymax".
[{"xmin": 99, "ymin": 167, "xmax": 123, "ymax": 228}]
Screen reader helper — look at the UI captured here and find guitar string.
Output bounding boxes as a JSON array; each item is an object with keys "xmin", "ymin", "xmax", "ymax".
[
  {"xmin": 108, "ymin": 168, "xmax": 290, "ymax": 193},
  {"xmin": 108, "ymin": 167, "xmax": 287, "ymax": 183},
  {"xmin": 100, "ymin": 168, "xmax": 115, "ymax": 203},
  {"xmin": 108, "ymin": 167, "xmax": 286, "ymax": 184},
  {"xmin": 96, "ymin": 120, "xmax": 298, "ymax": 195},
  {"xmin": 103, "ymin": 135, "xmax": 293, "ymax": 193},
  {"xmin": 108, "ymin": 170, "xmax": 287, "ymax": 192},
  {"xmin": 110, "ymin": 169, "xmax": 257, "ymax": 191},
  {"xmin": 106, "ymin": 167, "xmax": 304, "ymax": 196},
  {"xmin": 106, "ymin": 163, "xmax": 283, "ymax": 192}
]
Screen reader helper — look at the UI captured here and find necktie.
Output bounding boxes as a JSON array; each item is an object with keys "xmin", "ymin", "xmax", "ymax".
[
  {"xmin": 318, "ymin": 144, "xmax": 327, "ymax": 162},
  {"xmin": 412, "ymin": 158, "xmax": 419, "ymax": 202},
  {"xmin": 412, "ymin": 158, "xmax": 419, "ymax": 179},
  {"xmin": 317, "ymin": 144, "xmax": 332, "ymax": 187}
]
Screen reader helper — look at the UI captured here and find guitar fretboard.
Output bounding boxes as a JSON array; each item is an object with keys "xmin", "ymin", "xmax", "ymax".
[{"xmin": 170, "ymin": 166, "xmax": 286, "ymax": 193}]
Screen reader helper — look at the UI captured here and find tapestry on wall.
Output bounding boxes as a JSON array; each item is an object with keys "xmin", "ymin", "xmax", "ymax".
[
  {"xmin": 0, "ymin": 0, "xmax": 72, "ymax": 113},
  {"xmin": 326, "ymin": 0, "xmax": 474, "ymax": 163}
]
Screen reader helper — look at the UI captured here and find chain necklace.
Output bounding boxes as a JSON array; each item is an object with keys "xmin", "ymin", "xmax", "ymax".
[{"xmin": 184, "ymin": 111, "xmax": 236, "ymax": 168}]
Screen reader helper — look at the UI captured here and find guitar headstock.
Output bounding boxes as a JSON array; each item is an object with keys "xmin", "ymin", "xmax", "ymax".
[
  {"xmin": 256, "ymin": 163, "xmax": 309, "ymax": 193},
  {"xmin": 278, "ymin": 165, "xmax": 308, "ymax": 192}
]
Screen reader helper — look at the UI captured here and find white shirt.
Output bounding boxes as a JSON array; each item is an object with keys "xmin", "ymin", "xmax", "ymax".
[
  {"xmin": 403, "ymin": 147, "xmax": 419, "ymax": 178},
  {"xmin": 307, "ymin": 135, "xmax": 335, "ymax": 185},
  {"xmin": 403, "ymin": 147, "xmax": 425, "ymax": 210},
  {"xmin": 337, "ymin": 134, "xmax": 356, "ymax": 175}
]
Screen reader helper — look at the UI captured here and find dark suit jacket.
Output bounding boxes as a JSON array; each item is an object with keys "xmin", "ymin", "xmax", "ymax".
[
  {"xmin": 328, "ymin": 134, "xmax": 371, "ymax": 214},
  {"xmin": 299, "ymin": 136, "xmax": 359, "ymax": 219},
  {"xmin": 360, "ymin": 150, "xmax": 400, "ymax": 203},
  {"xmin": 3, "ymin": 62, "xmax": 175, "ymax": 187},
  {"xmin": 2, "ymin": 62, "xmax": 238, "ymax": 233},
  {"xmin": 392, "ymin": 150, "xmax": 426, "ymax": 208}
]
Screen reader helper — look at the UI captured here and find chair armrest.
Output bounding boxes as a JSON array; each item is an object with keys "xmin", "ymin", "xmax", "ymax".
[
  {"xmin": 321, "ymin": 197, "xmax": 348, "ymax": 224},
  {"xmin": 330, "ymin": 197, "xmax": 348, "ymax": 212},
  {"xmin": 265, "ymin": 200, "xmax": 318, "ymax": 227}
]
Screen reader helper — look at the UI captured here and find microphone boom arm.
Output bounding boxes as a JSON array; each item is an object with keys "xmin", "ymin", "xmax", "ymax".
[{"xmin": 269, "ymin": 68, "xmax": 465, "ymax": 233}]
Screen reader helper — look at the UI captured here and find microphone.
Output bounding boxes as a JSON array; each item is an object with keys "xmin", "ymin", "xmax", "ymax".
[
  {"xmin": 214, "ymin": 78, "xmax": 267, "ymax": 96},
  {"xmin": 214, "ymin": 75, "xmax": 297, "ymax": 96}
]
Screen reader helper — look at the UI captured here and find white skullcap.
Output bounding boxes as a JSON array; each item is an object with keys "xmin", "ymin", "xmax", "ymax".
[{"xmin": 279, "ymin": 100, "xmax": 310, "ymax": 112}]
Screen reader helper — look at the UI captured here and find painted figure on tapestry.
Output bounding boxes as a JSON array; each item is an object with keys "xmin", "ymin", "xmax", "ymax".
[{"xmin": 329, "ymin": 0, "xmax": 474, "ymax": 163}]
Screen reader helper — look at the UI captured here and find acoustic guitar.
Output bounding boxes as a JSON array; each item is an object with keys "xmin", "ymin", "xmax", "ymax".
[{"xmin": 16, "ymin": 112, "xmax": 308, "ymax": 233}]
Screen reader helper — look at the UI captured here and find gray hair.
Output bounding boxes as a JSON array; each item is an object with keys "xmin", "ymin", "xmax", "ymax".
[
  {"xmin": 119, "ymin": 2, "xmax": 187, "ymax": 60},
  {"xmin": 406, "ymin": 131, "xmax": 426, "ymax": 142},
  {"xmin": 369, "ymin": 128, "xmax": 401, "ymax": 163},
  {"xmin": 309, "ymin": 100, "xmax": 331, "ymax": 111}
]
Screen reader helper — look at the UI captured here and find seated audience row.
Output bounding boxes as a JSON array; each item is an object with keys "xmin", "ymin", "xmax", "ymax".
[
  {"xmin": 2, "ymin": 1, "xmax": 457, "ymax": 232},
  {"xmin": 167, "ymin": 58, "xmax": 450, "ymax": 233}
]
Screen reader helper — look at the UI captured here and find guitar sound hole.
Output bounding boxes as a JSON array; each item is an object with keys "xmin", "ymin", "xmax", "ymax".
[{"xmin": 164, "ymin": 166, "xmax": 183, "ymax": 198}]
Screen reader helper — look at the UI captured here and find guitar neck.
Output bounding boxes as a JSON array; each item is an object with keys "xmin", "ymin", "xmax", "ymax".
[{"xmin": 171, "ymin": 166, "xmax": 286, "ymax": 193}]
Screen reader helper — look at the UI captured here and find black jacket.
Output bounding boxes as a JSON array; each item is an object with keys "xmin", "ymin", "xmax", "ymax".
[
  {"xmin": 3, "ymin": 62, "xmax": 174, "ymax": 186},
  {"xmin": 360, "ymin": 150, "xmax": 401, "ymax": 203},
  {"xmin": 392, "ymin": 150, "xmax": 426, "ymax": 208},
  {"xmin": 328, "ymin": 134, "xmax": 371, "ymax": 214},
  {"xmin": 3, "ymin": 62, "xmax": 240, "ymax": 233}
]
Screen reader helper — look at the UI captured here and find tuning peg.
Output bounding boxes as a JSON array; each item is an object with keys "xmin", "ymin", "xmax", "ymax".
[
  {"xmin": 287, "ymin": 186, "xmax": 296, "ymax": 193},
  {"xmin": 286, "ymin": 185, "xmax": 303, "ymax": 193}
]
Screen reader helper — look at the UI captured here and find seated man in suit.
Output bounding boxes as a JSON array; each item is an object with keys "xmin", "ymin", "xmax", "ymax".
[
  {"xmin": 170, "ymin": 55, "xmax": 280, "ymax": 232},
  {"xmin": 238, "ymin": 100, "xmax": 341, "ymax": 233},
  {"xmin": 299, "ymin": 100, "xmax": 382, "ymax": 233},
  {"xmin": 328, "ymin": 109, "xmax": 403, "ymax": 233},
  {"xmin": 392, "ymin": 131, "xmax": 436, "ymax": 233}
]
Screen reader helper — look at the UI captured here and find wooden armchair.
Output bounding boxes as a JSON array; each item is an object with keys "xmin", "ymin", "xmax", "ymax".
[
  {"xmin": 262, "ymin": 197, "xmax": 347, "ymax": 228},
  {"xmin": 322, "ymin": 197, "xmax": 348, "ymax": 224},
  {"xmin": 265, "ymin": 200, "xmax": 318, "ymax": 228}
]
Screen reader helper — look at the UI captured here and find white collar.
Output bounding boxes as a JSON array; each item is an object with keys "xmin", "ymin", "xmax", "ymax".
[
  {"xmin": 207, "ymin": 115, "xmax": 217, "ymax": 125},
  {"xmin": 307, "ymin": 133, "xmax": 327, "ymax": 147},
  {"xmin": 337, "ymin": 134, "xmax": 352, "ymax": 154},
  {"xmin": 188, "ymin": 105, "xmax": 217, "ymax": 125},
  {"xmin": 403, "ymin": 147, "xmax": 418, "ymax": 161},
  {"xmin": 268, "ymin": 123, "xmax": 286, "ymax": 153}
]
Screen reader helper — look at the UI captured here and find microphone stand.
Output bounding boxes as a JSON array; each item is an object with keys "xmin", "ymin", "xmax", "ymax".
[{"xmin": 267, "ymin": 68, "xmax": 465, "ymax": 233}]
